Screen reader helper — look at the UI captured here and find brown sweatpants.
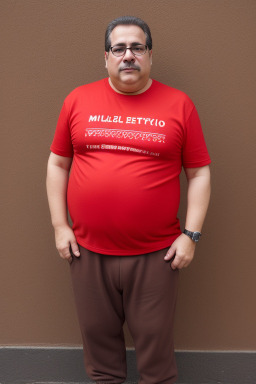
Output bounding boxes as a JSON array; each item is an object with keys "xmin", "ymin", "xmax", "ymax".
[{"xmin": 70, "ymin": 245, "xmax": 179, "ymax": 384}]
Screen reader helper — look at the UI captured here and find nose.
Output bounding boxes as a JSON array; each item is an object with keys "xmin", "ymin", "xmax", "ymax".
[{"xmin": 123, "ymin": 48, "xmax": 135, "ymax": 62}]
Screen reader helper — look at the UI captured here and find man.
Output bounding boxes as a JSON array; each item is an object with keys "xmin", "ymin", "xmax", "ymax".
[{"xmin": 46, "ymin": 16, "xmax": 211, "ymax": 384}]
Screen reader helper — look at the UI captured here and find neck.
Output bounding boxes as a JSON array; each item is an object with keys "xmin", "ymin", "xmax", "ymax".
[{"xmin": 108, "ymin": 78, "xmax": 152, "ymax": 95}]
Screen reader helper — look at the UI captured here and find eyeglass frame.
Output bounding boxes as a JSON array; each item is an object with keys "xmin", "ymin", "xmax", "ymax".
[{"xmin": 109, "ymin": 44, "xmax": 148, "ymax": 57}]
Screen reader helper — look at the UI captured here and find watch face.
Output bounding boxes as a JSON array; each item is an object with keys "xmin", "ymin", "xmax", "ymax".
[
  {"xmin": 192, "ymin": 232, "xmax": 201, "ymax": 242},
  {"xmin": 184, "ymin": 229, "xmax": 202, "ymax": 242}
]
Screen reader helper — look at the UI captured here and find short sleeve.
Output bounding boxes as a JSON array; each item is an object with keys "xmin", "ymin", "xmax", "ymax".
[
  {"xmin": 50, "ymin": 101, "xmax": 74, "ymax": 157},
  {"xmin": 182, "ymin": 106, "xmax": 211, "ymax": 168}
]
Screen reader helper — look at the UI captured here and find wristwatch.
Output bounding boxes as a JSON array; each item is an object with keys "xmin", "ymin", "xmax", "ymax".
[{"xmin": 183, "ymin": 229, "xmax": 202, "ymax": 242}]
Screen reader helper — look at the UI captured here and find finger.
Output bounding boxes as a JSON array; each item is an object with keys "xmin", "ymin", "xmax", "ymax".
[
  {"xmin": 58, "ymin": 244, "xmax": 72, "ymax": 260},
  {"xmin": 71, "ymin": 242, "xmax": 80, "ymax": 257},
  {"xmin": 171, "ymin": 259, "xmax": 178, "ymax": 270},
  {"xmin": 164, "ymin": 247, "xmax": 176, "ymax": 261},
  {"xmin": 171, "ymin": 256, "xmax": 184, "ymax": 270},
  {"xmin": 63, "ymin": 245, "xmax": 72, "ymax": 264}
]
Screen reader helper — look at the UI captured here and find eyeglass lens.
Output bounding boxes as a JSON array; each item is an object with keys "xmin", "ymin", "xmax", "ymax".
[{"xmin": 111, "ymin": 45, "xmax": 147, "ymax": 56}]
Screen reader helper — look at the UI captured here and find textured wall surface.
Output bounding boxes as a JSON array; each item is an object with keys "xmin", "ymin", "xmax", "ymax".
[{"xmin": 1, "ymin": 0, "xmax": 256, "ymax": 350}]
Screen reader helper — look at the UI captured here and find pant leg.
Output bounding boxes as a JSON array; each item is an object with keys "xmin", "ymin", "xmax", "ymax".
[
  {"xmin": 121, "ymin": 248, "xmax": 179, "ymax": 384},
  {"xmin": 69, "ymin": 245, "xmax": 127, "ymax": 384}
]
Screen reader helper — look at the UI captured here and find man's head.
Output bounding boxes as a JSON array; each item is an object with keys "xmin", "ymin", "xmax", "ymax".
[
  {"xmin": 105, "ymin": 16, "xmax": 152, "ymax": 52},
  {"xmin": 104, "ymin": 16, "xmax": 153, "ymax": 94}
]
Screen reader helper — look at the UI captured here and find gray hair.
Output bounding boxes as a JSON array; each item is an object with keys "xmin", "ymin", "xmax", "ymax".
[{"xmin": 105, "ymin": 16, "xmax": 152, "ymax": 52}]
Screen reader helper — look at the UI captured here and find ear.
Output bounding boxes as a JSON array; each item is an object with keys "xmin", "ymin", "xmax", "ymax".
[
  {"xmin": 149, "ymin": 50, "xmax": 153, "ymax": 65},
  {"xmin": 104, "ymin": 52, "xmax": 108, "ymax": 68}
]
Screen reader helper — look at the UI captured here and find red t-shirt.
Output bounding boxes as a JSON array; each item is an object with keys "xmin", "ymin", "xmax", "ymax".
[{"xmin": 50, "ymin": 78, "xmax": 211, "ymax": 255}]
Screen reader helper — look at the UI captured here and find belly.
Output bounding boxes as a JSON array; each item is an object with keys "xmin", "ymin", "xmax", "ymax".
[{"xmin": 67, "ymin": 151, "xmax": 181, "ymax": 251}]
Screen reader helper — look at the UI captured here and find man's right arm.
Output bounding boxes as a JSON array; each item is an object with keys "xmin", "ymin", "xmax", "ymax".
[{"xmin": 46, "ymin": 152, "xmax": 80, "ymax": 263}]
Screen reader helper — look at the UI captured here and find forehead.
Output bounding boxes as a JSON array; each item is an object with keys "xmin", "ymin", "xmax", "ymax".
[{"xmin": 109, "ymin": 25, "xmax": 146, "ymax": 46}]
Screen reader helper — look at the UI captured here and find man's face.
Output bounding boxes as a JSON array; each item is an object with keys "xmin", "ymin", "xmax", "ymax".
[{"xmin": 105, "ymin": 25, "xmax": 152, "ymax": 93}]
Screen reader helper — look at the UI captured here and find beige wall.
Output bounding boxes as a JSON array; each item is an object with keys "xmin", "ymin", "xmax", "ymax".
[{"xmin": 1, "ymin": 0, "xmax": 256, "ymax": 350}]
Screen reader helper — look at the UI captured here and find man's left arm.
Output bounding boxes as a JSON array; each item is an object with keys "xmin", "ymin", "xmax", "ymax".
[{"xmin": 164, "ymin": 165, "xmax": 211, "ymax": 269}]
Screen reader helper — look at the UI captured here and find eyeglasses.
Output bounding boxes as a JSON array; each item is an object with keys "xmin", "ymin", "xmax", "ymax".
[{"xmin": 110, "ymin": 44, "xmax": 148, "ymax": 57}]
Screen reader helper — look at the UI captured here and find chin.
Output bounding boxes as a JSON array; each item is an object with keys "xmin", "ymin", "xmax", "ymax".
[
  {"xmin": 120, "ymin": 74, "xmax": 140, "ymax": 85},
  {"xmin": 120, "ymin": 72, "xmax": 137, "ymax": 79},
  {"xmin": 109, "ymin": 75, "xmax": 147, "ymax": 94}
]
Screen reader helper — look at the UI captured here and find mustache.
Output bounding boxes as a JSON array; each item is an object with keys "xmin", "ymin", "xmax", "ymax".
[{"xmin": 119, "ymin": 64, "xmax": 140, "ymax": 72}]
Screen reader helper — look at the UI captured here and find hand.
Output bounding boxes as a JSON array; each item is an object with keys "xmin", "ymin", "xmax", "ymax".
[
  {"xmin": 164, "ymin": 233, "xmax": 196, "ymax": 270},
  {"xmin": 54, "ymin": 225, "xmax": 80, "ymax": 263}
]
